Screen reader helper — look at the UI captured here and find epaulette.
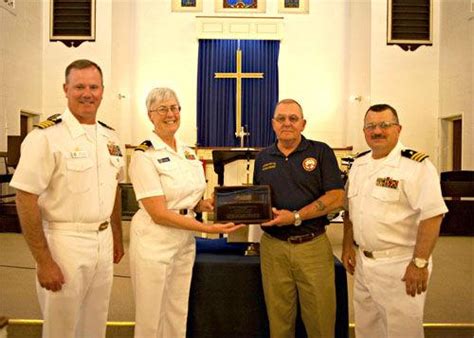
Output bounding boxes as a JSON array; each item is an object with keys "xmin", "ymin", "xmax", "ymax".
[
  {"xmin": 98, "ymin": 121, "xmax": 115, "ymax": 131},
  {"xmin": 135, "ymin": 140, "xmax": 153, "ymax": 152},
  {"xmin": 355, "ymin": 150, "xmax": 371, "ymax": 158},
  {"xmin": 401, "ymin": 149, "xmax": 429, "ymax": 162},
  {"xmin": 35, "ymin": 114, "xmax": 62, "ymax": 129}
]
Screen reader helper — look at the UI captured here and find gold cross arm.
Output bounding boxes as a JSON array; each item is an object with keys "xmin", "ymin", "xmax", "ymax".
[{"xmin": 214, "ymin": 49, "xmax": 264, "ymax": 137}]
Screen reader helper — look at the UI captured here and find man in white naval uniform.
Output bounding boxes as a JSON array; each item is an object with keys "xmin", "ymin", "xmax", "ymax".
[
  {"xmin": 10, "ymin": 59, "xmax": 125, "ymax": 338},
  {"xmin": 342, "ymin": 104, "xmax": 448, "ymax": 338}
]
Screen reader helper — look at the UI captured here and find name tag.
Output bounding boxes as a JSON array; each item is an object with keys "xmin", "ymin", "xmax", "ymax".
[
  {"xmin": 158, "ymin": 157, "xmax": 170, "ymax": 163},
  {"xmin": 71, "ymin": 150, "xmax": 88, "ymax": 158}
]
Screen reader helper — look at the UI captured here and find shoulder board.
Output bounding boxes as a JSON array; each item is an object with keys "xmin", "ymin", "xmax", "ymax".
[
  {"xmin": 355, "ymin": 150, "xmax": 371, "ymax": 158},
  {"xmin": 135, "ymin": 140, "xmax": 153, "ymax": 152},
  {"xmin": 98, "ymin": 121, "xmax": 115, "ymax": 131},
  {"xmin": 401, "ymin": 149, "xmax": 429, "ymax": 162},
  {"xmin": 35, "ymin": 114, "xmax": 62, "ymax": 129}
]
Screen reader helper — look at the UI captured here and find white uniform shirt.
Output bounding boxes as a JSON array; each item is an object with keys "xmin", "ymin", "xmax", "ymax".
[
  {"xmin": 10, "ymin": 109, "xmax": 125, "ymax": 223},
  {"xmin": 347, "ymin": 142, "xmax": 448, "ymax": 251},
  {"xmin": 129, "ymin": 132, "xmax": 206, "ymax": 213}
]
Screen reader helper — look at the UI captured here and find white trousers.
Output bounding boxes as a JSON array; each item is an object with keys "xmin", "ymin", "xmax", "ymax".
[
  {"xmin": 130, "ymin": 211, "xmax": 196, "ymax": 338},
  {"xmin": 37, "ymin": 227, "xmax": 113, "ymax": 338},
  {"xmin": 353, "ymin": 251, "xmax": 432, "ymax": 338}
]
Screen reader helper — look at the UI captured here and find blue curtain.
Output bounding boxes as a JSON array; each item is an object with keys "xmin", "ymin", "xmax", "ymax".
[{"xmin": 197, "ymin": 39, "xmax": 279, "ymax": 147}]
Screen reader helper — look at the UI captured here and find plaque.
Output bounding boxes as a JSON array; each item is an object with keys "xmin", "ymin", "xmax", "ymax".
[{"xmin": 214, "ymin": 185, "xmax": 272, "ymax": 224}]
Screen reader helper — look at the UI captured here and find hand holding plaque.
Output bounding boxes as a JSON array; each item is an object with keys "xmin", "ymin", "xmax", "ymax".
[{"xmin": 214, "ymin": 185, "xmax": 272, "ymax": 224}]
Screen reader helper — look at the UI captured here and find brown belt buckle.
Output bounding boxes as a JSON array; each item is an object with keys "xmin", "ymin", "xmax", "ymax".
[
  {"xmin": 363, "ymin": 250, "xmax": 374, "ymax": 258},
  {"xmin": 98, "ymin": 221, "xmax": 109, "ymax": 231}
]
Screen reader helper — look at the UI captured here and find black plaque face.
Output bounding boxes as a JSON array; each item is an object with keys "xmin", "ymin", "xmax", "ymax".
[{"xmin": 214, "ymin": 185, "xmax": 272, "ymax": 224}]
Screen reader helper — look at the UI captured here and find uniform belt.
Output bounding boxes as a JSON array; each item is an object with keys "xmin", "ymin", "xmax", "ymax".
[
  {"xmin": 272, "ymin": 227, "xmax": 326, "ymax": 244},
  {"xmin": 357, "ymin": 245, "xmax": 413, "ymax": 259},
  {"xmin": 46, "ymin": 221, "xmax": 109, "ymax": 232}
]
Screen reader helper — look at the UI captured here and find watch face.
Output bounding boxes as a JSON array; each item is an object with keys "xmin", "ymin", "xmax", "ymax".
[
  {"xmin": 293, "ymin": 211, "xmax": 302, "ymax": 226},
  {"xmin": 413, "ymin": 258, "xmax": 428, "ymax": 268}
]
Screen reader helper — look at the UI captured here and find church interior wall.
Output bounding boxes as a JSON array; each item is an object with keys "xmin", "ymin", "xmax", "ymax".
[
  {"xmin": 368, "ymin": 0, "xmax": 441, "ymax": 163},
  {"xmin": 1, "ymin": 0, "xmax": 471, "ymax": 170},
  {"xmin": 0, "ymin": 0, "xmax": 42, "ymax": 152},
  {"xmin": 439, "ymin": 0, "xmax": 473, "ymax": 170},
  {"xmin": 40, "ymin": 0, "xmax": 114, "ymax": 130}
]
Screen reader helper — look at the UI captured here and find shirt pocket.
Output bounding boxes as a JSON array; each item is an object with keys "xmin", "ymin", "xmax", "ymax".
[
  {"xmin": 66, "ymin": 158, "xmax": 94, "ymax": 193},
  {"xmin": 187, "ymin": 159, "xmax": 206, "ymax": 189},
  {"xmin": 368, "ymin": 186, "xmax": 401, "ymax": 223},
  {"xmin": 371, "ymin": 186, "xmax": 400, "ymax": 202}
]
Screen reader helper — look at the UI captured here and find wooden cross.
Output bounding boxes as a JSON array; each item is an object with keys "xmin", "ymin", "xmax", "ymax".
[{"xmin": 214, "ymin": 48, "xmax": 264, "ymax": 144}]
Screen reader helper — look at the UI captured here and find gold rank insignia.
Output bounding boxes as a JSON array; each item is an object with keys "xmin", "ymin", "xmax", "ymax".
[
  {"xmin": 35, "ymin": 114, "xmax": 62, "ymax": 129},
  {"xmin": 184, "ymin": 150, "xmax": 196, "ymax": 160},
  {"xmin": 376, "ymin": 176, "xmax": 399, "ymax": 189},
  {"xmin": 107, "ymin": 142, "xmax": 123, "ymax": 157},
  {"xmin": 135, "ymin": 140, "xmax": 153, "ymax": 152},
  {"xmin": 302, "ymin": 157, "xmax": 317, "ymax": 172},
  {"xmin": 401, "ymin": 149, "xmax": 429, "ymax": 162}
]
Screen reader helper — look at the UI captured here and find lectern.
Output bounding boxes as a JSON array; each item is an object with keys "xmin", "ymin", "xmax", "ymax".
[{"xmin": 212, "ymin": 148, "xmax": 260, "ymax": 186}]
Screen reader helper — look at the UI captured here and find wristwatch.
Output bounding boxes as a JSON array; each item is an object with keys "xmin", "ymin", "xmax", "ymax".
[
  {"xmin": 412, "ymin": 257, "xmax": 429, "ymax": 269},
  {"xmin": 293, "ymin": 211, "xmax": 302, "ymax": 226}
]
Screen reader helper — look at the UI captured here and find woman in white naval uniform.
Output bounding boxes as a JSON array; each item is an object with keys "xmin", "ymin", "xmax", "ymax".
[{"xmin": 129, "ymin": 87, "xmax": 243, "ymax": 338}]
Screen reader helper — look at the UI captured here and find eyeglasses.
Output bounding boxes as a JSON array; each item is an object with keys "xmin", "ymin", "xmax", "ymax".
[
  {"xmin": 273, "ymin": 115, "xmax": 302, "ymax": 124},
  {"xmin": 149, "ymin": 105, "xmax": 181, "ymax": 115},
  {"xmin": 364, "ymin": 121, "xmax": 399, "ymax": 131}
]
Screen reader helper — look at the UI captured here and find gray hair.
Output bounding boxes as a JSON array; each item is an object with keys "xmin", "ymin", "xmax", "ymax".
[
  {"xmin": 146, "ymin": 87, "xmax": 180, "ymax": 111},
  {"xmin": 274, "ymin": 98, "xmax": 304, "ymax": 118}
]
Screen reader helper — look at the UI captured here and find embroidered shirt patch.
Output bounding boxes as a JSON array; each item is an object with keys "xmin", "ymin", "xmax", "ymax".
[
  {"xmin": 262, "ymin": 162, "xmax": 276, "ymax": 171},
  {"xmin": 302, "ymin": 157, "xmax": 317, "ymax": 172}
]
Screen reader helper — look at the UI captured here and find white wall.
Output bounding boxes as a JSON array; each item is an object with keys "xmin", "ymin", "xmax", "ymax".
[
  {"xmin": 0, "ymin": 0, "xmax": 42, "ymax": 151},
  {"xmin": 41, "ymin": 0, "xmax": 114, "ymax": 127},
  {"xmin": 3, "ymin": 0, "xmax": 471, "ymax": 170},
  {"xmin": 439, "ymin": 0, "xmax": 473, "ymax": 170},
  {"xmin": 368, "ymin": 0, "xmax": 441, "ymax": 164}
]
